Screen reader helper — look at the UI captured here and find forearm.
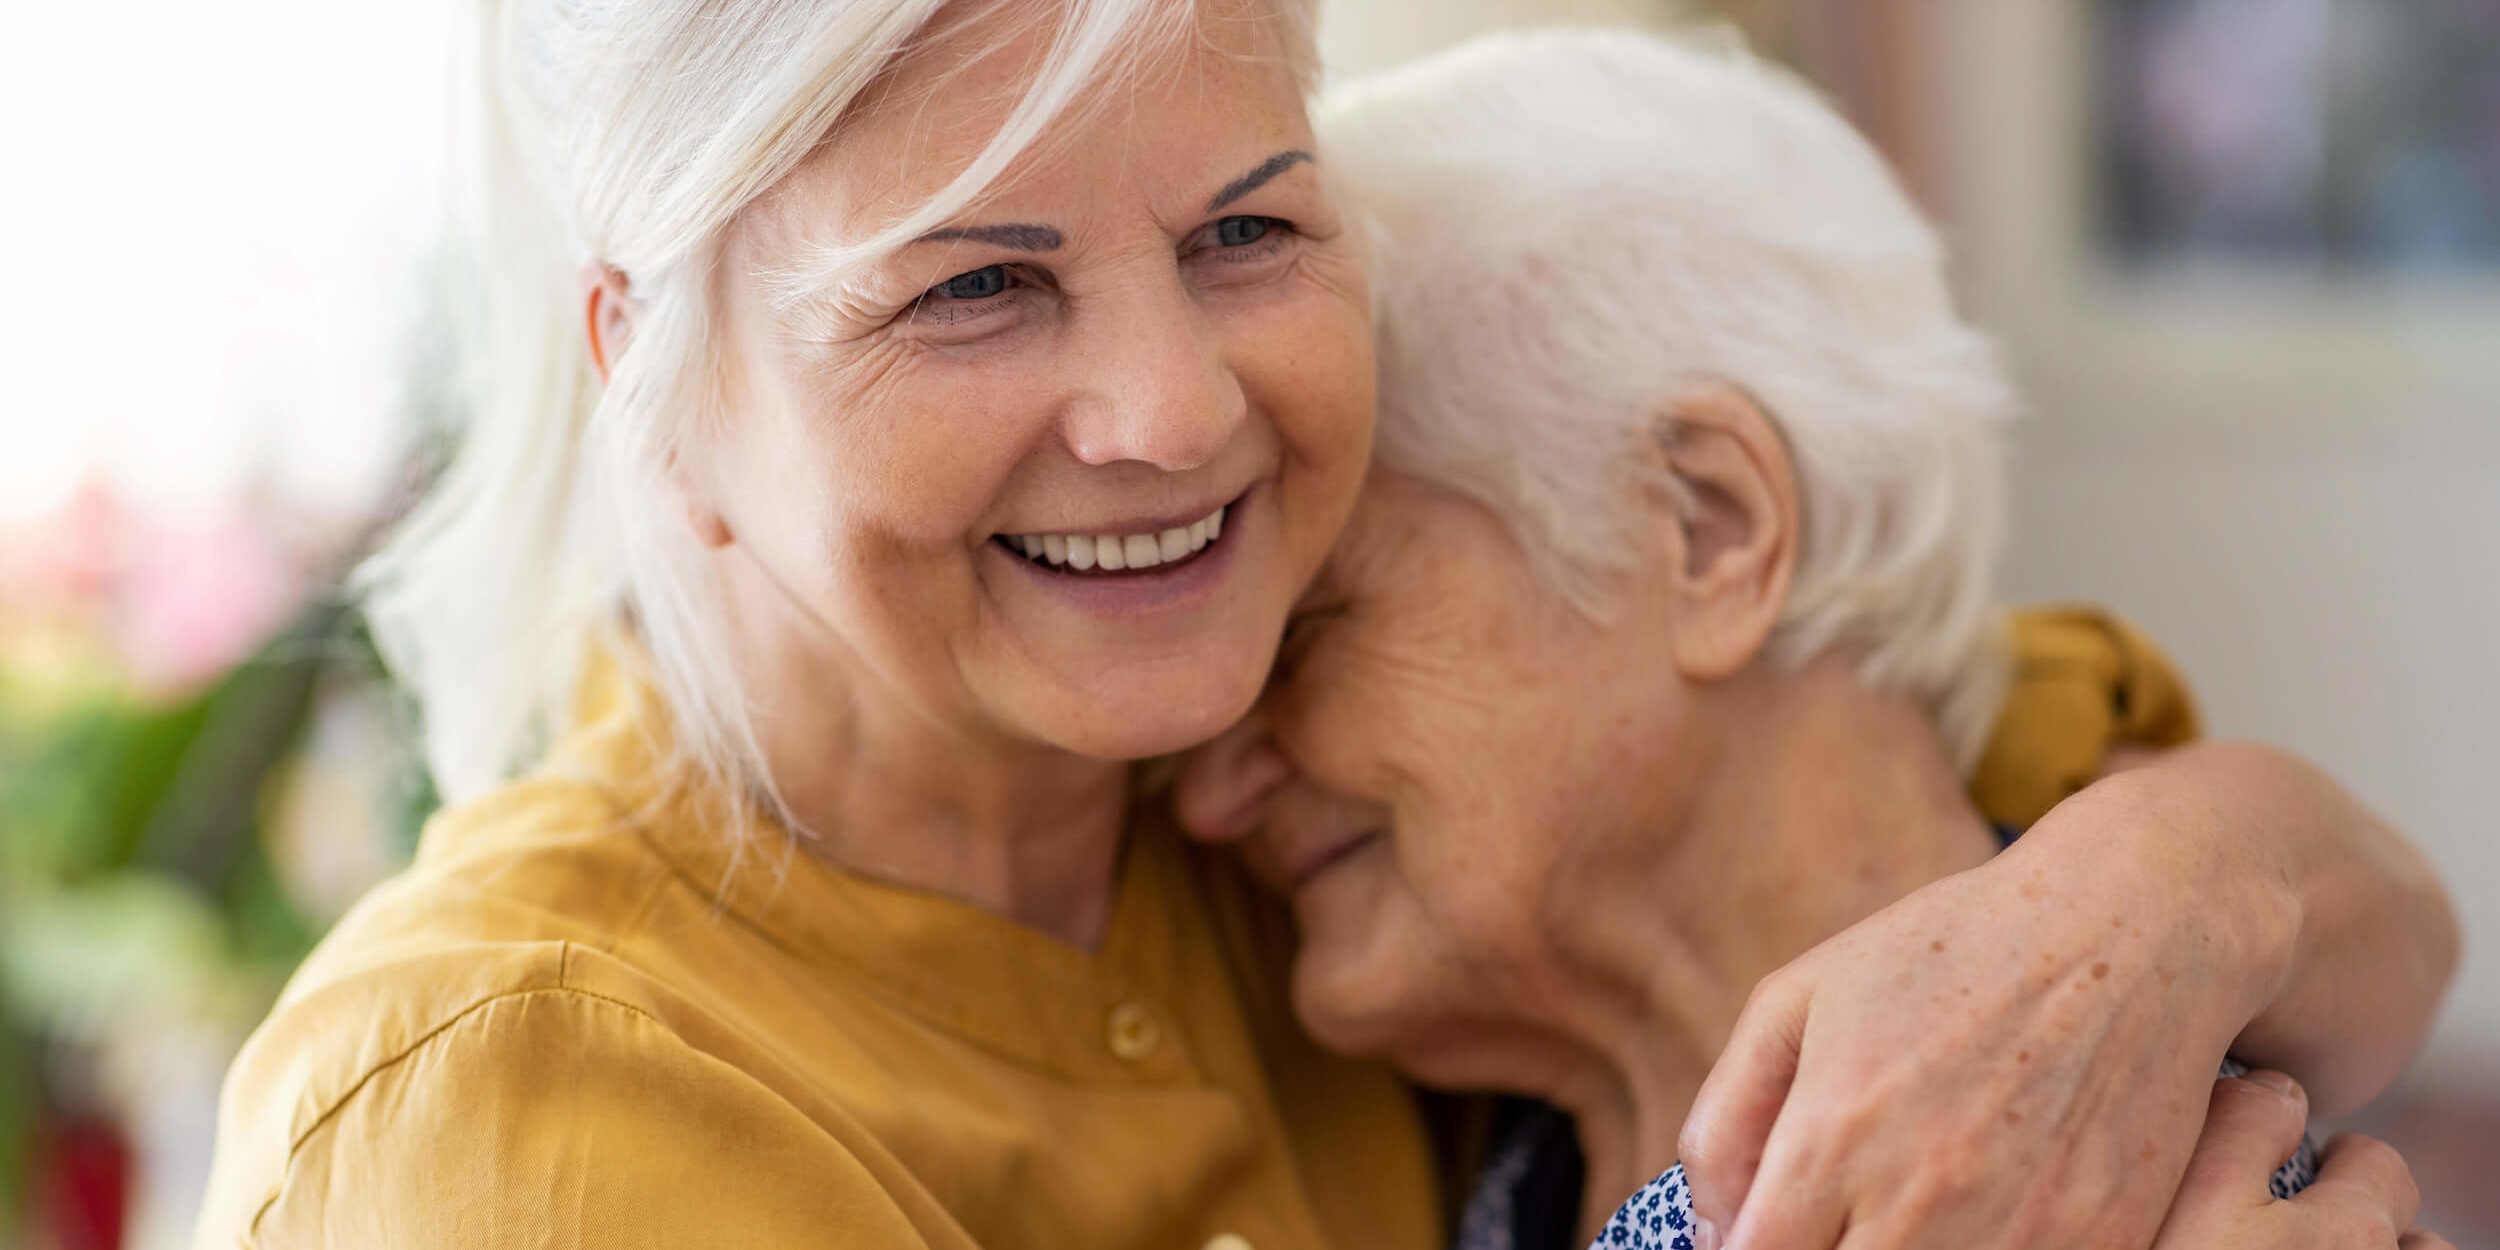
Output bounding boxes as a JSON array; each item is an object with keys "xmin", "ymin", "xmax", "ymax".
[{"xmin": 2075, "ymin": 740, "xmax": 2459, "ymax": 1114}]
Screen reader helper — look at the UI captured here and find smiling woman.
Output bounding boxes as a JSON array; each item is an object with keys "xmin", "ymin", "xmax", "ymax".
[{"xmin": 190, "ymin": 1, "xmax": 1430, "ymax": 1247}]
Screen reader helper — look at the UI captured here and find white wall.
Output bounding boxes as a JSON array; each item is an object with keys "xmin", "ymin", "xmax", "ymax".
[
  {"xmin": 1999, "ymin": 414, "xmax": 2500, "ymax": 1065},
  {"xmin": 1929, "ymin": 0, "xmax": 2500, "ymax": 1068}
]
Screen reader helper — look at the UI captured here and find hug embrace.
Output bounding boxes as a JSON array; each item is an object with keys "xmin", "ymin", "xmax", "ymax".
[{"xmin": 192, "ymin": 3, "xmax": 2460, "ymax": 1249}]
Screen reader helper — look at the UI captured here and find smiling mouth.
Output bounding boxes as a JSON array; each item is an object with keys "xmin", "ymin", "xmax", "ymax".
[{"xmin": 993, "ymin": 500, "xmax": 1231, "ymax": 576}]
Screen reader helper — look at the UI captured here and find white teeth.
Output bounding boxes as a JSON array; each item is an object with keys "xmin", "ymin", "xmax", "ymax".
[{"xmin": 1002, "ymin": 501, "xmax": 1230, "ymax": 572}]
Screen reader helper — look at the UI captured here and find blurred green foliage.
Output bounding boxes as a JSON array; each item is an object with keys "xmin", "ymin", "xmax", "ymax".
[{"xmin": 0, "ymin": 601, "xmax": 432, "ymax": 1231}]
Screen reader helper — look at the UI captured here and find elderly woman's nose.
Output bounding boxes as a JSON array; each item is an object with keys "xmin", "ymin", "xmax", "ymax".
[
  {"xmin": 1060, "ymin": 290, "xmax": 1247, "ymax": 471},
  {"xmin": 1175, "ymin": 714, "xmax": 1297, "ymax": 843}
]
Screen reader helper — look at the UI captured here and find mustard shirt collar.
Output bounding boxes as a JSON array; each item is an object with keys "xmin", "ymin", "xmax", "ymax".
[{"xmin": 543, "ymin": 642, "xmax": 1203, "ymax": 1083}]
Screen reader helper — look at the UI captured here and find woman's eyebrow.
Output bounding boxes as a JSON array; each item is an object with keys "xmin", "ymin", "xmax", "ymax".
[
  {"xmin": 911, "ymin": 223, "xmax": 1063, "ymax": 251},
  {"xmin": 1207, "ymin": 149, "xmax": 1314, "ymax": 212},
  {"xmin": 895, "ymin": 149, "xmax": 1313, "ymax": 254}
]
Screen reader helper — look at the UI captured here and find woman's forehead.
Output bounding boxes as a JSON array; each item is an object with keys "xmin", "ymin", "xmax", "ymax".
[{"xmin": 738, "ymin": 3, "xmax": 1311, "ymax": 262}]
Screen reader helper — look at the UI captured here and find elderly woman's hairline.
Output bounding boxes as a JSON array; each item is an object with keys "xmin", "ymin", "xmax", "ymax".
[{"xmin": 1334, "ymin": 27, "xmax": 2013, "ymax": 771}]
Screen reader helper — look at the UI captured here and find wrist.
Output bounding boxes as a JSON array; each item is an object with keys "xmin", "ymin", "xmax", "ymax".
[{"xmin": 2022, "ymin": 766, "xmax": 2303, "ymax": 1040}]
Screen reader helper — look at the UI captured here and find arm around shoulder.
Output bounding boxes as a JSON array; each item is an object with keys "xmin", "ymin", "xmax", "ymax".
[{"xmin": 2068, "ymin": 739, "xmax": 2462, "ymax": 1115}]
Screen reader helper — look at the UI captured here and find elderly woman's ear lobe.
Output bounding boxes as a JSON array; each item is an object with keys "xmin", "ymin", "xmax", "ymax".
[
  {"xmin": 1652, "ymin": 387, "xmax": 1799, "ymax": 681},
  {"xmin": 670, "ymin": 476, "xmax": 736, "ymax": 549},
  {"xmin": 580, "ymin": 263, "xmax": 729, "ymax": 548}
]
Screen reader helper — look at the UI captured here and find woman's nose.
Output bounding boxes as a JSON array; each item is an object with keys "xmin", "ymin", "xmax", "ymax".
[
  {"xmin": 1060, "ymin": 283, "xmax": 1246, "ymax": 471},
  {"xmin": 1174, "ymin": 714, "xmax": 1296, "ymax": 844}
]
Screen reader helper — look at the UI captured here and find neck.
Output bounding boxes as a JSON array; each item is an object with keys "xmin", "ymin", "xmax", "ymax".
[
  {"xmin": 1545, "ymin": 655, "xmax": 2001, "ymax": 1235},
  {"xmin": 724, "ymin": 561, "xmax": 1134, "ymax": 950}
]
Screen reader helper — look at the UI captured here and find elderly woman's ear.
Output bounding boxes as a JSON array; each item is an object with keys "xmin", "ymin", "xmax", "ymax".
[
  {"xmin": 582, "ymin": 262, "xmax": 635, "ymax": 381},
  {"xmin": 1648, "ymin": 386, "xmax": 1799, "ymax": 681},
  {"xmin": 582, "ymin": 262, "xmax": 736, "ymax": 550}
]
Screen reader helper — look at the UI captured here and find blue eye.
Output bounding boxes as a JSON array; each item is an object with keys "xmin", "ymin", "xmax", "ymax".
[
  {"xmin": 1214, "ymin": 216, "xmax": 1273, "ymax": 248},
  {"xmin": 934, "ymin": 265, "xmax": 1009, "ymax": 300}
]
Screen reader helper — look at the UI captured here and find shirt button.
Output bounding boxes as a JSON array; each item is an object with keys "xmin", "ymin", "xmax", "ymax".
[
  {"xmin": 1203, "ymin": 1235, "xmax": 1253, "ymax": 1250},
  {"xmin": 1106, "ymin": 1001, "xmax": 1161, "ymax": 1062}
]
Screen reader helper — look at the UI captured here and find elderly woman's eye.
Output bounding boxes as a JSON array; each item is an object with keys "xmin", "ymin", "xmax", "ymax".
[
  {"xmin": 1191, "ymin": 215, "xmax": 1293, "ymax": 259},
  {"xmin": 906, "ymin": 263, "xmax": 1043, "ymax": 330},
  {"xmin": 931, "ymin": 265, "xmax": 1010, "ymax": 301},
  {"xmin": 1214, "ymin": 216, "xmax": 1274, "ymax": 248}
]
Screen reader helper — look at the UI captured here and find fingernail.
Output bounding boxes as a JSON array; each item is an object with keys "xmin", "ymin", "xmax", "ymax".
[
  {"xmin": 2242, "ymin": 1069, "xmax": 2297, "ymax": 1096},
  {"xmin": 1693, "ymin": 1216, "xmax": 1722, "ymax": 1250}
]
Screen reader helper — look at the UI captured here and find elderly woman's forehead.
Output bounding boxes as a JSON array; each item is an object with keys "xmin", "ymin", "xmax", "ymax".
[{"xmin": 1329, "ymin": 474, "xmax": 1515, "ymax": 590}]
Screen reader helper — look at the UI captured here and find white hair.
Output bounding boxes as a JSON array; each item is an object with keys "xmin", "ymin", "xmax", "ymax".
[
  {"xmin": 362, "ymin": 0, "xmax": 1313, "ymax": 805},
  {"xmin": 1319, "ymin": 28, "xmax": 2013, "ymax": 769}
]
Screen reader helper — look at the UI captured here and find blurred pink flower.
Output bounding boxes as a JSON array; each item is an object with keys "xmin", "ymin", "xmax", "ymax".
[
  {"xmin": 111, "ymin": 507, "xmax": 303, "ymax": 696},
  {"xmin": 0, "ymin": 480, "xmax": 133, "ymax": 612},
  {"xmin": 1, "ymin": 481, "xmax": 313, "ymax": 700}
]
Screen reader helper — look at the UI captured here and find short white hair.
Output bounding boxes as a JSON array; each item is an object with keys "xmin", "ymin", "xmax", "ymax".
[
  {"xmin": 1319, "ymin": 28, "xmax": 2012, "ymax": 768},
  {"xmin": 362, "ymin": 0, "xmax": 1313, "ymax": 804}
]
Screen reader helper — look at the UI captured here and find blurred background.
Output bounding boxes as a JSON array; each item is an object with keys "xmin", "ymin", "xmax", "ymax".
[{"xmin": 0, "ymin": 0, "xmax": 2491, "ymax": 1246}]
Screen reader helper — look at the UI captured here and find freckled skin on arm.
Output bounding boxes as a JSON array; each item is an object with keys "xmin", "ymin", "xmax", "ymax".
[{"xmin": 2087, "ymin": 740, "xmax": 2460, "ymax": 1115}]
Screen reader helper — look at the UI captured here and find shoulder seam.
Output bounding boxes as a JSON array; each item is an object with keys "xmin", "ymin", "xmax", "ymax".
[{"xmin": 242, "ymin": 978, "xmax": 666, "ymax": 1239}]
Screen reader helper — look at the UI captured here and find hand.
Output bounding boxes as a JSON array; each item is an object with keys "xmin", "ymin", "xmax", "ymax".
[
  {"xmin": 1678, "ymin": 780, "xmax": 2300, "ymax": 1250},
  {"xmin": 2154, "ymin": 1070, "xmax": 2450, "ymax": 1249}
]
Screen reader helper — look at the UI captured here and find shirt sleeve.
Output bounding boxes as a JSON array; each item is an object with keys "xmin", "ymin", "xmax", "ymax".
[
  {"xmin": 222, "ymin": 986, "xmax": 942, "ymax": 1249},
  {"xmin": 1967, "ymin": 604, "xmax": 2205, "ymax": 830}
]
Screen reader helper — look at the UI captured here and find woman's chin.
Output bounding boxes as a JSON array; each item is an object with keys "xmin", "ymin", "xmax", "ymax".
[
  {"xmin": 1294, "ymin": 979, "xmax": 1516, "ymax": 1092},
  {"xmin": 1008, "ymin": 656, "xmax": 1271, "ymax": 762},
  {"xmin": 1290, "ymin": 965, "xmax": 1399, "ymax": 1061},
  {"xmin": 1062, "ymin": 716, "xmax": 1245, "ymax": 763},
  {"xmin": 1288, "ymin": 935, "xmax": 1435, "ymax": 1064}
]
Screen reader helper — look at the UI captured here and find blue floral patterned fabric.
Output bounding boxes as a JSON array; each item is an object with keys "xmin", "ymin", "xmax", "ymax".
[
  {"xmin": 1588, "ymin": 1163, "xmax": 1696, "ymax": 1250},
  {"xmin": 1575, "ymin": 1063, "xmax": 2320, "ymax": 1250}
]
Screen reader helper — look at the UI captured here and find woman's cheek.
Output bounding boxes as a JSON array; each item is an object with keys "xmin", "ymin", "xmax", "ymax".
[
  {"xmin": 1241, "ymin": 278, "xmax": 1374, "ymax": 462},
  {"xmin": 824, "ymin": 358, "xmax": 1044, "ymax": 541}
]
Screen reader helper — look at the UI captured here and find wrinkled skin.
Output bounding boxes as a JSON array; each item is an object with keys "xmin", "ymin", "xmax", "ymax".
[{"xmin": 1176, "ymin": 449, "xmax": 2449, "ymax": 1249}]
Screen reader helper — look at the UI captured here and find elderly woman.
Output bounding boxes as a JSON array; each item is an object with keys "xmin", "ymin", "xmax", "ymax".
[
  {"xmin": 1177, "ymin": 29, "xmax": 2459, "ymax": 1250},
  {"xmin": 195, "ymin": 4, "xmax": 2448, "ymax": 1249}
]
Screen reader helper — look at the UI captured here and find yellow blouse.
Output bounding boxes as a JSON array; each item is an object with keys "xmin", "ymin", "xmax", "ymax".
[
  {"xmin": 1970, "ymin": 604, "xmax": 2203, "ymax": 828},
  {"xmin": 193, "ymin": 607, "xmax": 2189, "ymax": 1249}
]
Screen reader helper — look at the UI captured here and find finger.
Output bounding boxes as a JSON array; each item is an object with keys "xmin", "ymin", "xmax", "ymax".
[
  {"xmin": 1171, "ymin": 712, "xmax": 1291, "ymax": 843},
  {"xmin": 1680, "ymin": 969, "xmax": 1813, "ymax": 1238},
  {"xmin": 2295, "ymin": 1133, "xmax": 2420, "ymax": 1237},
  {"xmin": 1717, "ymin": 1116, "xmax": 1849, "ymax": 1250},
  {"xmin": 2398, "ymin": 1231, "xmax": 2456, "ymax": 1250},
  {"xmin": 2175, "ymin": 1073, "xmax": 2312, "ymax": 1204}
]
